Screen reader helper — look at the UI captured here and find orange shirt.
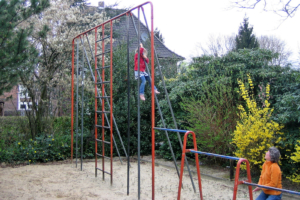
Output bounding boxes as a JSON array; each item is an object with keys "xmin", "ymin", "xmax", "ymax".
[{"xmin": 258, "ymin": 161, "xmax": 282, "ymax": 195}]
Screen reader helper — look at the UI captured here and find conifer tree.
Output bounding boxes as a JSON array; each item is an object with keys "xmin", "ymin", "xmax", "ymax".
[
  {"xmin": 0, "ymin": 0, "xmax": 50, "ymax": 95},
  {"xmin": 235, "ymin": 17, "xmax": 259, "ymax": 50}
]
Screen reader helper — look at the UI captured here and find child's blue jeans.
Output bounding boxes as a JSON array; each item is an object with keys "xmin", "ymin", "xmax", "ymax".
[
  {"xmin": 139, "ymin": 75, "xmax": 157, "ymax": 94},
  {"xmin": 255, "ymin": 191, "xmax": 282, "ymax": 200}
]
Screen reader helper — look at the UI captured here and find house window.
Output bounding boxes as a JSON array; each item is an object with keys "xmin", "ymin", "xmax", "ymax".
[
  {"xmin": 141, "ymin": 32, "xmax": 148, "ymax": 42},
  {"xmin": 18, "ymin": 85, "xmax": 32, "ymax": 110}
]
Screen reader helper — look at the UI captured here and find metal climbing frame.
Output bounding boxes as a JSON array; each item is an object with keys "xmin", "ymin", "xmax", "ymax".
[
  {"xmin": 177, "ymin": 131, "xmax": 300, "ymax": 200},
  {"xmin": 71, "ymin": 1, "xmax": 196, "ymax": 200}
]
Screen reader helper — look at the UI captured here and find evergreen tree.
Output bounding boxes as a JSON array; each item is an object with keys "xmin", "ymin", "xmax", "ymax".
[
  {"xmin": 0, "ymin": 0, "xmax": 50, "ymax": 95},
  {"xmin": 154, "ymin": 27, "xmax": 165, "ymax": 43},
  {"xmin": 235, "ymin": 17, "xmax": 259, "ymax": 50}
]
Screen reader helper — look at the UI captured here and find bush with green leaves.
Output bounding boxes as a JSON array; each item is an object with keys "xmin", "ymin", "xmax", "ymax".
[
  {"xmin": 0, "ymin": 134, "xmax": 70, "ymax": 163},
  {"xmin": 180, "ymin": 74, "xmax": 238, "ymax": 158}
]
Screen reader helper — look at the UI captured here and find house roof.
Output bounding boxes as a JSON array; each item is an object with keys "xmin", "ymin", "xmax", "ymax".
[{"xmin": 84, "ymin": 6, "xmax": 185, "ymax": 60}]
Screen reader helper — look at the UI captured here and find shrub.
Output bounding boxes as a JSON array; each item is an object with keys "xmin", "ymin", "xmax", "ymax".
[
  {"xmin": 232, "ymin": 75, "xmax": 283, "ymax": 172},
  {"xmin": 180, "ymin": 75, "xmax": 237, "ymax": 159},
  {"xmin": 287, "ymin": 140, "xmax": 300, "ymax": 183},
  {"xmin": 0, "ymin": 134, "xmax": 70, "ymax": 163}
]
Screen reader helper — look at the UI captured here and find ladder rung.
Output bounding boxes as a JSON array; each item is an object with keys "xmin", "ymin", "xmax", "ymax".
[
  {"xmin": 96, "ymin": 125, "xmax": 110, "ymax": 129},
  {"xmin": 96, "ymin": 66, "xmax": 110, "ymax": 70},
  {"xmin": 96, "ymin": 111, "xmax": 110, "ymax": 114},
  {"xmin": 96, "ymin": 167, "xmax": 111, "ymax": 175},
  {"xmin": 97, "ymin": 51, "xmax": 110, "ymax": 57},
  {"xmin": 96, "ymin": 96, "xmax": 110, "ymax": 99},
  {"xmin": 95, "ymin": 139, "xmax": 111, "ymax": 144},
  {"xmin": 96, "ymin": 153, "xmax": 111, "ymax": 160},
  {"xmin": 96, "ymin": 81, "xmax": 110, "ymax": 84},
  {"xmin": 96, "ymin": 36, "xmax": 110, "ymax": 43}
]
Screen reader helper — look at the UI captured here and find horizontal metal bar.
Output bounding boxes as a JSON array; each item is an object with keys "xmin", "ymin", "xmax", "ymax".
[
  {"xmin": 189, "ymin": 150, "xmax": 240, "ymax": 161},
  {"xmin": 96, "ymin": 66, "xmax": 110, "ymax": 70},
  {"xmin": 95, "ymin": 125, "xmax": 110, "ymax": 129},
  {"xmin": 96, "ymin": 153, "xmax": 111, "ymax": 160},
  {"xmin": 95, "ymin": 139, "xmax": 111, "ymax": 144},
  {"xmin": 96, "ymin": 35, "xmax": 110, "ymax": 43},
  {"xmin": 153, "ymin": 127, "xmax": 188, "ymax": 133},
  {"xmin": 96, "ymin": 81, "xmax": 110, "ymax": 84},
  {"xmin": 96, "ymin": 96, "xmax": 110, "ymax": 99},
  {"xmin": 243, "ymin": 182, "xmax": 300, "ymax": 195},
  {"xmin": 96, "ymin": 111, "xmax": 110, "ymax": 114},
  {"xmin": 96, "ymin": 167, "xmax": 111, "ymax": 175},
  {"xmin": 96, "ymin": 51, "xmax": 110, "ymax": 57}
]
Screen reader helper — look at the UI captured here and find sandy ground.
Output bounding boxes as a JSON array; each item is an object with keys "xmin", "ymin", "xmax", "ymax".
[{"xmin": 0, "ymin": 157, "xmax": 298, "ymax": 200}]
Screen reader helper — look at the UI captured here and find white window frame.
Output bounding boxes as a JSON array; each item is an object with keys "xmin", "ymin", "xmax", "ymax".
[{"xmin": 18, "ymin": 85, "xmax": 32, "ymax": 110}]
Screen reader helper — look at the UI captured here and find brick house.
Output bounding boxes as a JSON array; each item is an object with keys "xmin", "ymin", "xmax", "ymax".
[{"xmin": 0, "ymin": 85, "xmax": 31, "ymax": 116}]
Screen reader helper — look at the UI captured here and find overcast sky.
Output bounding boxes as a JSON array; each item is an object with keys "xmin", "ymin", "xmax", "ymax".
[{"xmin": 87, "ymin": 0, "xmax": 300, "ymax": 64}]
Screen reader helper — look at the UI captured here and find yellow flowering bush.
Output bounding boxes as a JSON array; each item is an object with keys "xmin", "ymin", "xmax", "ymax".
[
  {"xmin": 287, "ymin": 140, "xmax": 300, "ymax": 183},
  {"xmin": 232, "ymin": 75, "xmax": 283, "ymax": 171}
]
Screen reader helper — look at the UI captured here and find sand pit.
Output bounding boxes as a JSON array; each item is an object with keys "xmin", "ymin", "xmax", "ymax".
[{"xmin": 0, "ymin": 157, "xmax": 293, "ymax": 200}]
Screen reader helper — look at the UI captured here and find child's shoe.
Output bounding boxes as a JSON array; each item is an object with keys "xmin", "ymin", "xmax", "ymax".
[
  {"xmin": 154, "ymin": 90, "xmax": 160, "ymax": 94},
  {"xmin": 140, "ymin": 94, "xmax": 145, "ymax": 101}
]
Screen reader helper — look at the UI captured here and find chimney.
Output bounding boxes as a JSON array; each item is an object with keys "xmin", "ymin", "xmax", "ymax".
[{"xmin": 98, "ymin": 1, "xmax": 104, "ymax": 8}]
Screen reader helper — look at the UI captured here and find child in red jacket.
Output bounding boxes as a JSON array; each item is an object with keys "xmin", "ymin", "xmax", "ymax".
[{"xmin": 134, "ymin": 43, "xmax": 160, "ymax": 101}]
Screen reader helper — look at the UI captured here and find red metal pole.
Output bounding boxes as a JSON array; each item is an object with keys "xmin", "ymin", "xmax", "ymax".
[
  {"xmin": 190, "ymin": 131, "xmax": 203, "ymax": 200},
  {"xmin": 110, "ymin": 20, "xmax": 113, "ymax": 185},
  {"xmin": 245, "ymin": 159, "xmax": 253, "ymax": 200},
  {"xmin": 233, "ymin": 159, "xmax": 242, "ymax": 200},
  {"xmin": 177, "ymin": 131, "xmax": 203, "ymax": 200},
  {"xmin": 94, "ymin": 28, "xmax": 98, "ymax": 177},
  {"xmin": 233, "ymin": 158, "xmax": 253, "ymax": 200},
  {"xmin": 177, "ymin": 147, "xmax": 186, "ymax": 199},
  {"xmin": 177, "ymin": 132, "xmax": 188, "ymax": 200},
  {"xmin": 71, "ymin": 39, "xmax": 75, "ymax": 162}
]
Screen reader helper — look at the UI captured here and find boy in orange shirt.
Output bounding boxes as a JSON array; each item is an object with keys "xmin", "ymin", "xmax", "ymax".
[{"xmin": 253, "ymin": 147, "xmax": 282, "ymax": 200}]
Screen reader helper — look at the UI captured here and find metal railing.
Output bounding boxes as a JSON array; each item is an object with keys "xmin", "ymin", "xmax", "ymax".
[{"xmin": 177, "ymin": 130, "xmax": 300, "ymax": 200}]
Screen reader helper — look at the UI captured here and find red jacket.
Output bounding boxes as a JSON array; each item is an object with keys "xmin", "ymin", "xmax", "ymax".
[{"xmin": 134, "ymin": 48, "xmax": 149, "ymax": 72}]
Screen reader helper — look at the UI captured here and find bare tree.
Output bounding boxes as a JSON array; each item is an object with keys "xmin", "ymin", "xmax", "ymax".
[
  {"xmin": 230, "ymin": 0, "xmax": 300, "ymax": 18},
  {"xmin": 258, "ymin": 35, "xmax": 292, "ymax": 66},
  {"xmin": 197, "ymin": 34, "xmax": 236, "ymax": 57}
]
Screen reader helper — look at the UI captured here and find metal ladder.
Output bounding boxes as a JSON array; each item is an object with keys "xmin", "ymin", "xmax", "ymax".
[
  {"xmin": 76, "ymin": 22, "xmax": 129, "ymax": 183},
  {"xmin": 94, "ymin": 24, "xmax": 113, "ymax": 183}
]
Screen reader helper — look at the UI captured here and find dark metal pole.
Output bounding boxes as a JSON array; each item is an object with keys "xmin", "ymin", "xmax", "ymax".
[
  {"xmin": 137, "ymin": 7, "xmax": 141, "ymax": 200},
  {"xmin": 144, "ymin": 63, "xmax": 183, "ymax": 189},
  {"xmin": 76, "ymin": 39, "xmax": 79, "ymax": 168},
  {"xmin": 126, "ymin": 13, "xmax": 131, "ymax": 196},
  {"xmin": 230, "ymin": 160, "xmax": 234, "ymax": 180}
]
